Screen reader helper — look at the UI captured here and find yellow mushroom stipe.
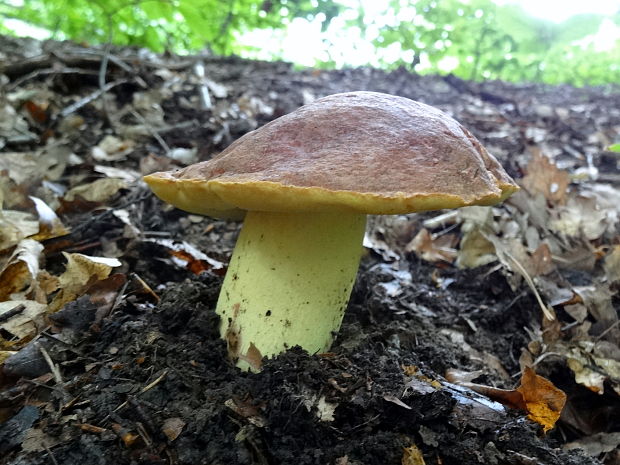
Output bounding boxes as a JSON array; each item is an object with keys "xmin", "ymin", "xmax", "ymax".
[{"xmin": 217, "ymin": 210, "xmax": 367, "ymax": 370}]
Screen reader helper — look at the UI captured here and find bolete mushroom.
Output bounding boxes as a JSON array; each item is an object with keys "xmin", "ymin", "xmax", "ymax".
[{"xmin": 144, "ymin": 91, "xmax": 519, "ymax": 370}]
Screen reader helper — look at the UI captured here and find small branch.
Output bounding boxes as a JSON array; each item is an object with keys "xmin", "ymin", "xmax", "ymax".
[
  {"xmin": 39, "ymin": 345, "xmax": 64, "ymax": 385},
  {"xmin": 129, "ymin": 109, "xmax": 171, "ymax": 154},
  {"xmin": 0, "ymin": 304, "xmax": 25, "ymax": 323}
]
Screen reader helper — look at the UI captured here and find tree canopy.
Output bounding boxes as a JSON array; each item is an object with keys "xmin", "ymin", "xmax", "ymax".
[{"xmin": 1, "ymin": 0, "xmax": 618, "ymax": 86}]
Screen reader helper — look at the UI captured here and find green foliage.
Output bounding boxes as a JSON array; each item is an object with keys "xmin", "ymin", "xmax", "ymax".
[
  {"xmin": 608, "ymin": 143, "xmax": 620, "ymax": 153},
  {"xmin": 0, "ymin": 0, "xmax": 618, "ymax": 86},
  {"xmin": 0, "ymin": 0, "xmax": 341, "ymax": 55},
  {"xmin": 369, "ymin": 0, "xmax": 619, "ymax": 85}
]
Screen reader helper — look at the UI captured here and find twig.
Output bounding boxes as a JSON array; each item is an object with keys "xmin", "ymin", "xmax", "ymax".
[
  {"xmin": 503, "ymin": 250, "xmax": 555, "ymax": 321},
  {"xmin": 58, "ymin": 78, "xmax": 129, "ymax": 118},
  {"xmin": 45, "ymin": 445, "xmax": 59, "ymax": 465},
  {"xmin": 0, "ymin": 304, "xmax": 25, "ymax": 323},
  {"xmin": 39, "ymin": 346, "xmax": 64, "ymax": 384},
  {"xmin": 129, "ymin": 109, "xmax": 170, "ymax": 154},
  {"xmin": 140, "ymin": 369, "xmax": 169, "ymax": 394},
  {"xmin": 98, "ymin": 39, "xmax": 114, "ymax": 127},
  {"xmin": 7, "ymin": 67, "xmax": 99, "ymax": 91},
  {"xmin": 595, "ymin": 319, "xmax": 620, "ymax": 341},
  {"xmin": 112, "ymin": 369, "xmax": 169, "ymax": 413}
]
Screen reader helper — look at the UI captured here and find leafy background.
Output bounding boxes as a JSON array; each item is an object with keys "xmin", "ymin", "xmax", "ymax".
[{"xmin": 0, "ymin": 0, "xmax": 619, "ymax": 86}]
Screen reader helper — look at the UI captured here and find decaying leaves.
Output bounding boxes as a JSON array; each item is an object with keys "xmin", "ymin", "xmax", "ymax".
[
  {"xmin": 48, "ymin": 253, "xmax": 122, "ymax": 312},
  {"xmin": 405, "ymin": 228, "xmax": 458, "ymax": 263},
  {"xmin": 517, "ymin": 367, "xmax": 567, "ymax": 433},
  {"xmin": 63, "ymin": 178, "xmax": 127, "ymax": 203},
  {"xmin": 402, "ymin": 444, "xmax": 426, "ymax": 465},
  {"xmin": 521, "ymin": 149, "xmax": 570, "ymax": 205},
  {"xmin": 0, "ymin": 239, "xmax": 43, "ymax": 301},
  {"xmin": 446, "ymin": 367, "xmax": 566, "ymax": 432}
]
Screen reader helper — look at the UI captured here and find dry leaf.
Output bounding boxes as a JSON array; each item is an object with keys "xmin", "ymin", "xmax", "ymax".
[
  {"xmin": 224, "ymin": 397, "xmax": 267, "ymax": 427},
  {"xmin": 516, "ymin": 367, "xmax": 566, "ymax": 433},
  {"xmin": 406, "ymin": 228, "xmax": 457, "ymax": 263},
  {"xmin": 549, "ymin": 185, "xmax": 619, "ymax": 241},
  {"xmin": 564, "ymin": 432, "xmax": 620, "ymax": 456},
  {"xmin": 402, "ymin": 444, "xmax": 426, "ymax": 465},
  {"xmin": 558, "ymin": 341, "xmax": 620, "ymax": 395},
  {"xmin": 144, "ymin": 238, "xmax": 225, "ymax": 275},
  {"xmin": 94, "ymin": 165, "xmax": 141, "ymax": 182},
  {"xmin": 161, "ymin": 418, "xmax": 185, "ymax": 441},
  {"xmin": 573, "ymin": 284, "xmax": 617, "ymax": 325},
  {"xmin": 521, "ymin": 149, "xmax": 569, "ymax": 205},
  {"xmin": 604, "ymin": 245, "xmax": 620, "ymax": 284},
  {"xmin": 0, "ymin": 350, "xmax": 17, "ymax": 364},
  {"xmin": 384, "ymin": 394, "xmax": 412, "ymax": 410},
  {"xmin": 313, "ymin": 395, "xmax": 337, "ymax": 422},
  {"xmin": 445, "ymin": 369, "xmax": 526, "ymax": 410},
  {"xmin": 0, "ymin": 239, "xmax": 43, "ymax": 301},
  {"xmin": 64, "ymin": 178, "xmax": 127, "ymax": 203},
  {"xmin": 456, "ymin": 228, "xmax": 496, "ymax": 268},
  {"xmin": 446, "ymin": 367, "xmax": 566, "ymax": 432},
  {"xmin": 238, "ymin": 342, "xmax": 263, "ymax": 372},
  {"xmin": 0, "ymin": 209, "xmax": 39, "ymax": 251},
  {"xmin": 0, "ymin": 146, "xmax": 70, "ymax": 185},
  {"xmin": 0, "ymin": 300, "xmax": 47, "ymax": 340},
  {"xmin": 91, "ymin": 135, "xmax": 135, "ymax": 162},
  {"xmin": 21, "ymin": 427, "xmax": 61, "ymax": 452},
  {"xmin": 28, "ymin": 196, "xmax": 68, "ymax": 241},
  {"xmin": 48, "ymin": 253, "xmax": 121, "ymax": 312}
]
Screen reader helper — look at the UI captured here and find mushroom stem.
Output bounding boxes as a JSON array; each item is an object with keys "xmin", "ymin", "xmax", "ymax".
[{"xmin": 217, "ymin": 210, "xmax": 367, "ymax": 370}]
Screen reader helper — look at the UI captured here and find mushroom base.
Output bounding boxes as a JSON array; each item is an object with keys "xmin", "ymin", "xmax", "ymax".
[{"xmin": 216, "ymin": 210, "xmax": 367, "ymax": 370}]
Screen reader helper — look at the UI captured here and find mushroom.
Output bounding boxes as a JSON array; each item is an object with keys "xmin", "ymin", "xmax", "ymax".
[{"xmin": 144, "ymin": 91, "xmax": 519, "ymax": 370}]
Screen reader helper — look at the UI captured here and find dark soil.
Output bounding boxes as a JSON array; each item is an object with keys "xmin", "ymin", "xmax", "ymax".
[{"xmin": 1, "ymin": 35, "xmax": 618, "ymax": 465}]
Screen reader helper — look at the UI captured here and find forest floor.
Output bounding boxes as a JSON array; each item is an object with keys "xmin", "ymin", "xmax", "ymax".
[{"xmin": 0, "ymin": 35, "xmax": 619, "ymax": 465}]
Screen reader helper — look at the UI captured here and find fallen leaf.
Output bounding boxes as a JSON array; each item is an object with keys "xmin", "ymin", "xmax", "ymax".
[
  {"xmin": 405, "ymin": 228, "xmax": 457, "ymax": 263},
  {"xmin": 48, "ymin": 253, "xmax": 122, "ymax": 312},
  {"xmin": 445, "ymin": 369, "xmax": 526, "ymax": 410},
  {"xmin": 0, "ymin": 209, "xmax": 39, "ymax": 251},
  {"xmin": 384, "ymin": 394, "xmax": 412, "ymax": 410},
  {"xmin": 91, "ymin": 135, "xmax": 135, "ymax": 162},
  {"xmin": 161, "ymin": 418, "xmax": 185, "ymax": 441},
  {"xmin": 64, "ymin": 178, "xmax": 127, "ymax": 203},
  {"xmin": 0, "ymin": 239, "xmax": 43, "ymax": 301},
  {"xmin": 21, "ymin": 427, "xmax": 61, "ymax": 452},
  {"xmin": 0, "ymin": 350, "xmax": 17, "ymax": 364},
  {"xmin": 0, "ymin": 146, "xmax": 70, "ymax": 185},
  {"xmin": 300, "ymin": 390, "xmax": 338, "ymax": 423},
  {"xmin": 573, "ymin": 284, "xmax": 617, "ymax": 325},
  {"xmin": 456, "ymin": 228, "xmax": 496, "ymax": 268},
  {"xmin": 111, "ymin": 423, "xmax": 139, "ymax": 447},
  {"xmin": 28, "ymin": 196, "xmax": 68, "ymax": 241},
  {"xmin": 446, "ymin": 367, "xmax": 566, "ymax": 432},
  {"xmin": 0, "ymin": 300, "xmax": 47, "ymax": 341},
  {"xmin": 549, "ymin": 185, "xmax": 619, "ymax": 241},
  {"xmin": 521, "ymin": 149, "xmax": 570, "ymax": 205},
  {"xmin": 94, "ymin": 165, "xmax": 141, "ymax": 182},
  {"xmin": 517, "ymin": 367, "xmax": 566, "ymax": 433},
  {"xmin": 144, "ymin": 238, "xmax": 225, "ymax": 275},
  {"xmin": 238, "ymin": 342, "xmax": 263, "ymax": 372},
  {"xmin": 564, "ymin": 432, "xmax": 620, "ymax": 456},
  {"xmin": 224, "ymin": 397, "xmax": 266, "ymax": 427},
  {"xmin": 604, "ymin": 245, "xmax": 620, "ymax": 284},
  {"xmin": 23, "ymin": 100, "xmax": 49, "ymax": 124},
  {"xmin": 402, "ymin": 444, "xmax": 426, "ymax": 465}
]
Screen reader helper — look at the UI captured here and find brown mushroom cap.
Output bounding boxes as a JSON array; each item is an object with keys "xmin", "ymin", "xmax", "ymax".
[{"xmin": 144, "ymin": 91, "xmax": 519, "ymax": 218}]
